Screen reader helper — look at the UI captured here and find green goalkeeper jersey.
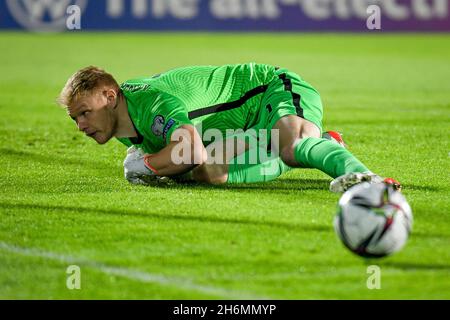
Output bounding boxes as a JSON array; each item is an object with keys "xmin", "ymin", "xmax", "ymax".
[{"xmin": 116, "ymin": 63, "xmax": 278, "ymax": 154}]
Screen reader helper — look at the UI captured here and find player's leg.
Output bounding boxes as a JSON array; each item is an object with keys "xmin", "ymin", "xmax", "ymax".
[
  {"xmin": 264, "ymin": 69, "xmax": 373, "ymax": 182},
  {"xmin": 191, "ymin": 130, "xmax": 247, "ymax": 184},
  {"xmin": 273, "ymin": 115, "xmax": 371, "ymax": 178},
  {"xmin": 191, "ymin": 131, "xmax": 291, "ymax": 184},
  {"xmin": 192, "ymin": 153, "xmax": 291, "ymax": 184},
  {"xmin": 318, "ymin": 131, "xmax": 401, "ymax": 191},
  {"xmin": 193, "ymin": 69, "xmax": 370, "ymax": 185}
]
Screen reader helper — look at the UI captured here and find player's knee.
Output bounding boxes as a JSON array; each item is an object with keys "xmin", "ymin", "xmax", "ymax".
[
  {"xmin": 279, "ymin": 144, "xmax": 298, "ymax": 167},
  {"xmin": 299, "ymin": 123, "xmax": 321, "ymax": 140},
  {"xmin": 192, "ymin": 164, "xmax": 228, "ymax": 185},
  {"xmin": 279, "ymin": 126, "xmax": 321, "ymax": 167}
]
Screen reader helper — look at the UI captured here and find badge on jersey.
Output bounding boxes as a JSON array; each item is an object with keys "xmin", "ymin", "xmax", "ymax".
[{"xmin": 151, "ymin": 115, "xmax": 165, "ymax": 136}]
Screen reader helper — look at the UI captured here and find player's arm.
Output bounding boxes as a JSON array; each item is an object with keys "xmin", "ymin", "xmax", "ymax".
[
  {"xmin": 123, "ymin": 91, "xmax": 207, "ymax": 183},
  {"xmin": 144, "ymin": 124, "xmax": 207, "ymax": 176}
]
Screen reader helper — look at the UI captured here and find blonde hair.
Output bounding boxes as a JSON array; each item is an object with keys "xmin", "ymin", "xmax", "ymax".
[{"xmin": 57, "ymin": 66, "xmax": 119, "ymax": 107}]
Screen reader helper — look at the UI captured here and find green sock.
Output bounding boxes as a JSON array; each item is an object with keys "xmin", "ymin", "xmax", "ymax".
[
  {"xmin": 227, "ymin": 151, "xmax": 292, "ymax": 184},
  {"xmin": 293, "ymin": 137, "xmax": 369, "ymax": 178}
]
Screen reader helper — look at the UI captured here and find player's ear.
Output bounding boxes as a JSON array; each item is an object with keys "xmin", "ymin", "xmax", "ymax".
[{"xmin": 104, "ymin": 88, "xmax": 117, "ymax": 108}]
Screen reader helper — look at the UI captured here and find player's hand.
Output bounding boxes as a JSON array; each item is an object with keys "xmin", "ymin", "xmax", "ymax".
[{"xmin": 123, "ymin": 146, "xmax": 156, "ymax": 185}]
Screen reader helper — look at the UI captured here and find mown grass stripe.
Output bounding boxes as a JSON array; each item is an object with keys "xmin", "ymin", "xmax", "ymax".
[{"xmin": 0, "ymin": 241, "xmax": 270, "ymax": 300}]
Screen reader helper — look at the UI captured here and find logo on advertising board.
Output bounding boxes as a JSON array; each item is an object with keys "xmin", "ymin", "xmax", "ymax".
[
  {"xmin": 2, "ymin": 0, "xmax": 449, "ymax": 32},
  {"xmin": 6, "ymin": 0, "xmax": 87, "ymax": 31}
]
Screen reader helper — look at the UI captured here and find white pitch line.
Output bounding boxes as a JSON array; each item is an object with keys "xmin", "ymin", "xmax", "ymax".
[{"xmin": 0, "ymin": 242, "xmax": 269, "ymax": 299}]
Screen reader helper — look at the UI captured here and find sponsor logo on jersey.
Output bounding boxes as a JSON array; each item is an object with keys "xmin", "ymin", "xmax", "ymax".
[
  {"xmin": 151, "ymin": 115, "xmax": 165, "ymax": 137},
  {"xmin": 6, "ymin": 0, "xmax": 87, "ymax": 32}
]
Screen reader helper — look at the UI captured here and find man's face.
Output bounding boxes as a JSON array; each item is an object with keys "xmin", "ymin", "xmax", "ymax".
[{"xmin": 67, "ymin": 88, "xmax": 117, "ymax": 145}]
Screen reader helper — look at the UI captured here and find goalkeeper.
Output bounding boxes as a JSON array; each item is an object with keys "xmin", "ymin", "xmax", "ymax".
[{"xmin": 58, "ymin": 63, "xmax": 399, "ymax": 192}]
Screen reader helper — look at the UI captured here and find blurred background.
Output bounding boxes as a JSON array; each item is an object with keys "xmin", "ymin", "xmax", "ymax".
[{"xmin": 1, "ymin": 0, "xmax": 449, "ymax": 32}]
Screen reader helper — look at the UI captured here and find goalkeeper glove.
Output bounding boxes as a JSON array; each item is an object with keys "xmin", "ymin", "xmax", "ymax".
[{"xmin": 123, "ymin": 146, "xmax": 157, "ymax": 185}]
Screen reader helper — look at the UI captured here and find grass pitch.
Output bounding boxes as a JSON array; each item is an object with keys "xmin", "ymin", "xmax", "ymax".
[{"xmin": 0, "ymin": 32, "xmax": 449, "ymax": 299}]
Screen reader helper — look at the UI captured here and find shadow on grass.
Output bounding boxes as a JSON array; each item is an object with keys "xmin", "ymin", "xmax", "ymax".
[
  {"xmin": 0, "ymin": 202, "xmax": 331, "ymax": 233},
  {"xmin": 3, "ymin": 148, "xmax": 444, "ymax": 193},
  {"xmin": 1, "ymin": 147, "xmax": 334, "ymax": 192},
  {"xmin": 404, "ymin": 184, "xmax": 444, "ymax": 192},
  {"xmin": 224, "ymin": 179, "xmax": 330, "ymax": 191},
  {"xmin": 0, "ymin": 147, "xmax": 110, "ymax": 170},
  {"xmin": 145, "ymin": 178, "xmax": 331, "ymax": 193},
  {"xmin": 410, "ymin": 231, "xmax": 450, "ymax": 240},
  {"xmin": 378, "ymin": 261, "xmax": 450, "ymax": 272}
]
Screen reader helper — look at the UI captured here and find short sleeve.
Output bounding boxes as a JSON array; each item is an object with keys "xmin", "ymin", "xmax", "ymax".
[{"xmin": 141, "ymin": 91, "xmax": 193, "ymax": 146}]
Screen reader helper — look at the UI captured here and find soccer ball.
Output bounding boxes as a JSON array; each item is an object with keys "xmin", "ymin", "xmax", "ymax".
[{"xmin": 334, "ymin": 182, "xmax": 413, "ymax": 258}]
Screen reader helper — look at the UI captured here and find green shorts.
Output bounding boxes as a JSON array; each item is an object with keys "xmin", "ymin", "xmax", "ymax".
[{"xmin": 253, "ymin": 67, "xmax": 324, "ymax": 134}]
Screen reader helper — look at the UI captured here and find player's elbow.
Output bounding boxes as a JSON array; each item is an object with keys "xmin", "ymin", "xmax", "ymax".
[
  {"xmin": 186, "ymin": 125, "xmax": 207, "ymax": 166},
  {"xmin": 191, "ymin": 142, "xmax": 207, "ymax": 166},
  {"xmin": 171, "ymin": 124, "xmax": 206, "ymax": 167}
]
